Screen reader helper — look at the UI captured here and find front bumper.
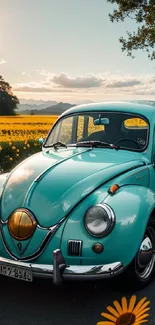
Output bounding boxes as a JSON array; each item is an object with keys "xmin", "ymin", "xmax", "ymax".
[{"xmin": 0, "ymin": 249, "xmax": 124, "ymax": 285}]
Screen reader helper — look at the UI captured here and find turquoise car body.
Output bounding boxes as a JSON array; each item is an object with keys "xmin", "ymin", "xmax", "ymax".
[{"xmin": 0, "ymin": 101, "xmax": 155, "ymax": 283}]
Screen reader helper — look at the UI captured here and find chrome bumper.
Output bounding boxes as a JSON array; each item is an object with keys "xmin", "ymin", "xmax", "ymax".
[{"xmin": 0, "ymin": 249, "xmax": 124, "ymax": 285}]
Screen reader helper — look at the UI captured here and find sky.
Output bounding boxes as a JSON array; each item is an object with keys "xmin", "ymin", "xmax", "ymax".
[{"xmin": 1, "ymin": 0, "xmax": 155, "ymax": 104}]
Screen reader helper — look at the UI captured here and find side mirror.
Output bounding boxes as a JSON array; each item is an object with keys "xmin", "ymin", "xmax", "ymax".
[{"xmin": 39, "ymin": 137, "xmax": 45, "ymax": 145}]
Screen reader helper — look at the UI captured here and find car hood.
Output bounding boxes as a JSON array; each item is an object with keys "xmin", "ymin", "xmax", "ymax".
[{"xmin": 0, "ymin": 147, "xmax": 145, "ymax": 226}]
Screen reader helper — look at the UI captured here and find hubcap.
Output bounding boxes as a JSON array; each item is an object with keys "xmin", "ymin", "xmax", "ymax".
[
  {"xmin": 137, "ymin": 236, "xmax": 152, "ymax": 267},
  {"xmin": 135, "ymin": 228, "xmax": 155, "ymax": 280}
]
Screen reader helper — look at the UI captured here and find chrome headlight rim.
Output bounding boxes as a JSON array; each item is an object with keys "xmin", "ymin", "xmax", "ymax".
[{"xmin": 84, "ymin": 203, "xmax": 115, "ymax": 238}]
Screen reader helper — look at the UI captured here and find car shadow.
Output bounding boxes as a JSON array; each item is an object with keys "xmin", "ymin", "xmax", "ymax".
[{"xmin": 0, "ymin": 275, "xmax": 154, "ymax": 325}]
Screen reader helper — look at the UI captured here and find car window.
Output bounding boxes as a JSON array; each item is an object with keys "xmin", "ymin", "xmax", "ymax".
[
  {"xmin": 77, "ymin": 116, "xmax": 85, "ymax": 141},
  {"xmin": 59, "ymin": 117, "xmax": 73, "ymax": 144},
  {"xmin": 124, "ymin": 117, "xmax": 148, "ymax": 129},
  {"xmin": 45, "ymin": 116, "xmax": 73, "ymax": 146},
  {"xmin": 122, "ymin": 117, "xmax": 149, "ymax": 148}
]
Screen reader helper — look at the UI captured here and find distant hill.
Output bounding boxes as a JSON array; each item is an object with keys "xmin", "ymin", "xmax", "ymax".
[
  {"xmin": 20, "ymin": 102, "xmax": 76, "ymax": 115},
  {"xmin": 16, "ymin": 99, "xmax": 94, "ymax": 114},
  {"xmin": 19, "ymin": 99, "xmax": 58, "ymax": 106},
  {"xmin": 17, "ymin": 100, "xmax": 58, "ymax": 112},
  {"xmin": 16, "ymin": 99, "xmax": 155, "ymax": 116}
]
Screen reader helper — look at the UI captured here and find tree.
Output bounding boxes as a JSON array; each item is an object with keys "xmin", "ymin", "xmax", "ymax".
[
  {"xmin": 107, "ymin": 0, "xmax": 155, "ymax": 60},
  {"xmin": 0, "ymin": 76, "xmax": 19, "ymax": 115}
]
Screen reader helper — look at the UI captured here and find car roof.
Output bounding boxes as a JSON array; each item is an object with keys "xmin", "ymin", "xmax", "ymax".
[{"xmin": 61, "ymin": 101, "xmax": 155, "ymax": 121}]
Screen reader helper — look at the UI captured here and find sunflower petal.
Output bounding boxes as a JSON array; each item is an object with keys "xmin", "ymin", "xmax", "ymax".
[
  {"xmin": 100, "ymin": 312, "xmax": 117, "ymax": 322},
  {"xmin": 133, "ymin": 297, "xmax": 147, "ymax": 313},
  {"xmin": 134, "ymin": 301, "xmax": 150, "ymax": 314},
  {"xmin": 134, "ymin": 319, "xmax": 148, "ymax": 325},
  {"xmin": 122, "ymin": 297, "xmax": 128, "ymax": 313},
  {"xmin": 133, "ymin": 297, "xmax": 147, "ymax": 314},
  {"xmin": 136, "ymin": 307, "xmax": 150, "ymax": 318},
  {"xmin": 128, "ymin": 295, "xmax": 137, "ymax": 312},
  {"xmin": 134, "ymin": 320, "xmax": 148, "ymax": 324},
  {"xmin": 97, "ymin": 322, "xmax": 115, "ymax": 325},
  {"xmin": 113, "ymin": 300, "xmax": 123, "ymax": 315},
  {"xmin": 106, "ymin": 306, "xmax": 120, "ymax": 318},
  {"xmin": 136, "ymin": 313, "xmax": 149, "ymax": 322}
]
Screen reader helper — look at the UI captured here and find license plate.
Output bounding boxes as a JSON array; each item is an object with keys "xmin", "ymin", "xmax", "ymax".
[{"xmin": 0, "ymin": 264, "xmax": 33, "ymax": 282}]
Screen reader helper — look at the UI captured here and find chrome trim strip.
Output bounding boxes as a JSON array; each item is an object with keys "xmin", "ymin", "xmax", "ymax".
[
  {"xmin": 0, "ymin": 216, "xmax": 67, "ymax": 261},
  {"xmin": 0, "ymin": 228, "xmax": 53, "ymax": 261},
  {"xmin": 0, "ymin": 212, "xmax": 66, "ymax": 231},
  {"xmin": 0, "ymin": 219, "xmax": 8, "ymax": 225},
  {"xmin": 123, "ymin": 166, "xmax": 148, "ymax": 179},
  {"xmin": 0, "ymin": 256, "xmax": 124, "ymax": 280}
]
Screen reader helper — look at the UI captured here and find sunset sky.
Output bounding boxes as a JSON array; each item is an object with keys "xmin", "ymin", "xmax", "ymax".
[{"xmin": 1, "ymin": 0, "xmax": 155, "ymax": 103}]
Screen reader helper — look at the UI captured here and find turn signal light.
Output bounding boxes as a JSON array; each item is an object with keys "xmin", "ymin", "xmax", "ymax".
[
  {"xmin": 108, "ymin": 184, "xmax": 119, "ymax": 194},
  {"xmin": 92, "ymin": 243, "xmax": 104, "ymax": 254}
]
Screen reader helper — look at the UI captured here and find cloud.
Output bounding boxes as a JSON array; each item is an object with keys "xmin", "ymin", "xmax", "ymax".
[
  {"xmin": 106, "ymin": 79, "xmax": 141, "ymax": 88},
  {"xmin": 21, "ymin": 71, "xmax": 32, "ymax": 77},
  {"xmin": 13, "ymin": 82, "xmax": 73, "ymax": 93},
  {"xmin": 38, "ymin": 71, "xmax": 145, "ymax": 90},
  {"xmin": 41, "ymin": 72, "xmax": 142, "ymax": 89},
  {"xmin": 0, "ymin": 59, "xmax": 6, "ymax": 65},
  {"xmin": 50, "ymin": 73, "xmax": 104, "ymax": 88},
  {"xmin": 126, "ymin": 88, "xmax": 155, "ymax": 96},
  {"xmin": 12, "ymin": 72, "xmax": 155, "ymax": 99}
]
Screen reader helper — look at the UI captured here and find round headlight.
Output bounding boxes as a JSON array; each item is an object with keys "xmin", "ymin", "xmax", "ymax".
[
  {"xmin": 84, "ymin": 204, "xmax": 115, "ymax": 237},
  {"xmin": 8, "ymin": 209, "xmax": 37, "ymax": 241}
]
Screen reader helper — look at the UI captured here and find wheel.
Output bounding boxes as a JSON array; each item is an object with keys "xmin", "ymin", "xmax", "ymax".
[{"xmin": 121, "ymin": 225, "xmax": 155, "ymax": 290}]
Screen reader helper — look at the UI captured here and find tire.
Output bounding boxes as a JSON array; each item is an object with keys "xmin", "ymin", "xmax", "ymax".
[{"xmin": 121, "ymin": 225, "xmax": 155, "ymax": 290}]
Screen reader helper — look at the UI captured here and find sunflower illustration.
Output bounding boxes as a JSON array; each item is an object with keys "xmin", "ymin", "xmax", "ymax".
[{"xmin": 97, "ymin": 296, "xmax": 150, "ymax": 325}]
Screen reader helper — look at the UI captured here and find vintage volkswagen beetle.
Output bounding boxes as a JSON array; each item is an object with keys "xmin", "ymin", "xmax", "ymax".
[{"xmin": 0, "ymin": 101, "xmax": 155, "ymax": 288}]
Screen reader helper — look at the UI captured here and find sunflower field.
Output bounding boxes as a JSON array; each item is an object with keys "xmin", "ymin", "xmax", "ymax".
[{"xmin": 0, "ymin": 115, "xmax": 58, "ymax": 172}]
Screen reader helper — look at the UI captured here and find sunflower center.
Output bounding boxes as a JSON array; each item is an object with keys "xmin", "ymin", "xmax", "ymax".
[{"xmin": 116, "ymin": 313, "xmax": 136, "ymax": 325}]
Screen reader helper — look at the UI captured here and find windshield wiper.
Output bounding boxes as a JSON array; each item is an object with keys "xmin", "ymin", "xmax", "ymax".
[
  {"xmin": 76, "ymin": 141, "xmax": 119, "ymax": 150},
  {"xmin": 51, "ymin": 141, "xmax": 67, "ymax": 149}
]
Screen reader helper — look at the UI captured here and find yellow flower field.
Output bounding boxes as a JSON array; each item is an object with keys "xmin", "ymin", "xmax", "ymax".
[
  {"xmin": 0, "ymin": 115, "xmax": 58, "ymax": 142},
  {"xmin": 0, "ymin": 115, "xmax": 58, "ymax": 172}
]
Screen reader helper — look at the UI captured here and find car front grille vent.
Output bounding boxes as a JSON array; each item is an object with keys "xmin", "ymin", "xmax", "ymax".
[{"xmin": 68, "ymin": 240, "xmax": 83, "ymax": 256}]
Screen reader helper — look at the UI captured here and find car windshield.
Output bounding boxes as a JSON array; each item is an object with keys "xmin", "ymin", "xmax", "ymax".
[{"xmin": 44, "ymin": 111, "xmax": 149, "ymax": 152}]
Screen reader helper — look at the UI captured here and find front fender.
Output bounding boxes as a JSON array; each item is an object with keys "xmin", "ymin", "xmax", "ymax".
[
  {"xmin": 104, "ymin": 185, "xmax": 155, "ymax": 265},
  {"xmin": 61, "ymin": 185, "xmax": 155, "ymax": 267}
]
